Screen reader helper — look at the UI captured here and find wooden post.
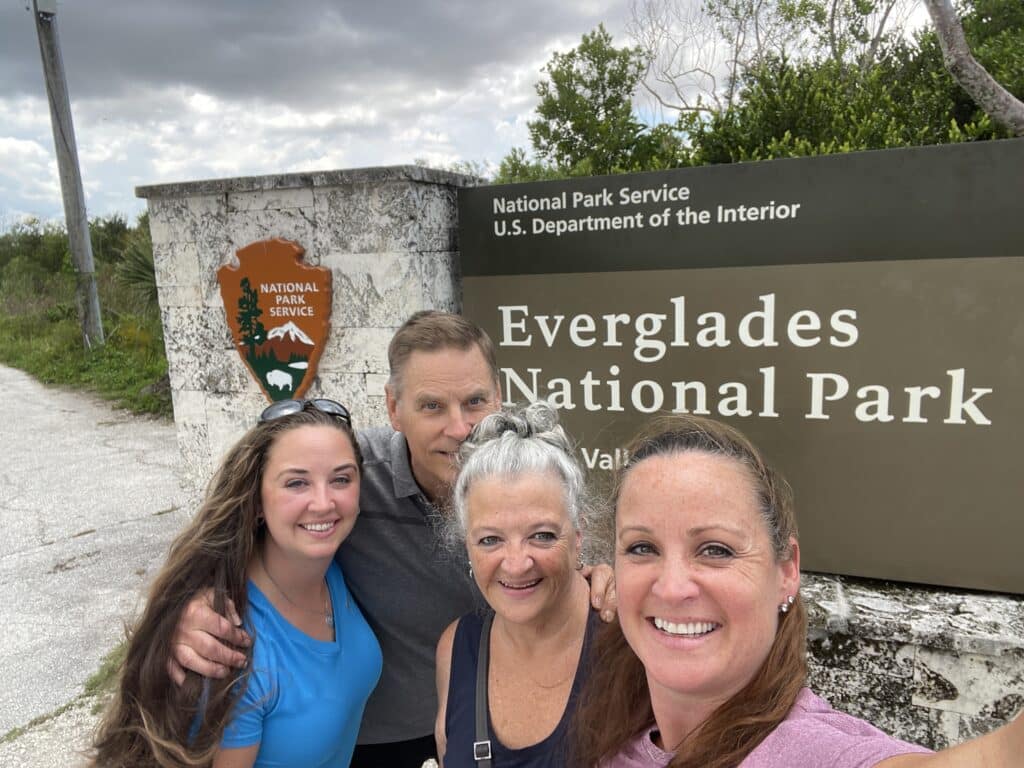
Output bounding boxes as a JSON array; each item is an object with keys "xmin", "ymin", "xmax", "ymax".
[{"xmin": 32, "ymin": 0, "xmax": 104, "ymax": 348}]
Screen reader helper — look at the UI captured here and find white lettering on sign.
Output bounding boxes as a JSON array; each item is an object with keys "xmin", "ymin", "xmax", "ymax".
[{"xmin": 498, "ymin": 295, "xmax": 859, "ymax": 363}]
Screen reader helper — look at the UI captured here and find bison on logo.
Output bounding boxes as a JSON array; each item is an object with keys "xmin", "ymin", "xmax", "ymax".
[{"xmin": 217, "ymin": 238, "xmax": 331, "ymax": 402}]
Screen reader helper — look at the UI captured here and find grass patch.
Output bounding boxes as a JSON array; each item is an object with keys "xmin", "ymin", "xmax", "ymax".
[
  {"xmin": 0, "ymin": 641, "xmax": 126, "ymax": 745},
  {"xmin": 0, "ymin": 308, "xmax": 172, "ymax": 417},
  {"xmin": 0, "ymin": 214, "xmax": 171, "ymax": 418},
  {"xmin": 83, "ymin": 638, "xmax": 128, "ymax": 712},
  {"xmin": 0, "ymin": 699, "xmax": 87, "ymax": 745}
]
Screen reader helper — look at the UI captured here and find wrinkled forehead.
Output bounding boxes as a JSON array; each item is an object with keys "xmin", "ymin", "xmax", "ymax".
[{"xmin": 396, "ymin": 344, "xmax": 499, "ymax": 395}]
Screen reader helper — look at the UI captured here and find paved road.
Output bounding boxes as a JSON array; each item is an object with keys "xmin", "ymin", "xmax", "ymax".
[{"xmin": 0, "ymin": 365, "xmax": 189, "ymax": 767}]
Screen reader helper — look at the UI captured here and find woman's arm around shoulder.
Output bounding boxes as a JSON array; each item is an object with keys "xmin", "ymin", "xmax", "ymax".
[
  {"xmin": 435, "ymin": 618, "xmax": 460, "ymax": 768},
  {"xmin": 877, "ymin": 709, "xmax": 1023, "ymax": 768}
]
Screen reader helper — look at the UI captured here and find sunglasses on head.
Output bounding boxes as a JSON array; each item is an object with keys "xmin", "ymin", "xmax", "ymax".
[{"xmin": 258, "ymin": 398, "xmax": 352, "ymax": 425}]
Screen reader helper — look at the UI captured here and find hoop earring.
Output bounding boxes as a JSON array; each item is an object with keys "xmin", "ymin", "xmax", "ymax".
[{"xmin": 576, "ymin": 553, "xmax": 585, "ymax": 571}]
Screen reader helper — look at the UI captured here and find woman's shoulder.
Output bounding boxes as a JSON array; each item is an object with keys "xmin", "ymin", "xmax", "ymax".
[{"xmin": 744, "ymin": 688, "xmax": 931, "ymax": 768}]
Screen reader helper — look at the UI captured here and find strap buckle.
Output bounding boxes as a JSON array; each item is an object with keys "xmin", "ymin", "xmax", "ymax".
[{"xmin": 473, "ymin": 740, "xmax": 492, "ymax": 761}]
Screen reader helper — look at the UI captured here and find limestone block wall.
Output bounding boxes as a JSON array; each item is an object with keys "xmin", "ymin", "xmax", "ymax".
[
  {"xmin": 802, "ymin": 573, "xmax": 1023, "ymax": 749},
  {"xmin": 140, "ymin": 165, "xmax": 1022, "ymax": 751},
  {"xmin": 137, "ymin": 166, "xmax": 473, "ymax": 489}
]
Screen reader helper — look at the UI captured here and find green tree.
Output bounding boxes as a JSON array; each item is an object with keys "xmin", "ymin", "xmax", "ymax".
[
  {"xmin": 920, "ymin": 0, "xmax": 1024, "ymax": 135},
  {"xmin": 236, "ymin": 278, "xmax": 266, "ymax": 357},
  {"xmin": 90, "ymin": 214, "xmax": 131, "ymax": 265},
  {"xmin": 498, "ymin": 25, "xmax": 683, "ymax": 182},
  {"xmin": 681, "ymin": 0, "xmax": 1024, "ymax": 164},
  {"xmin": 494, "ymin": 147, "xmax": 566, "ymax": 184},
  {"xmin": 629, "ymin": 0, "xmax": 920, "ymax": 115},
  {"xmin": 114, "ymin": 212, "xmax": 158, "ymax": 313}
]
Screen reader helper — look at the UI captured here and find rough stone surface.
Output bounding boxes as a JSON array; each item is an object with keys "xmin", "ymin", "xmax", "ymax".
[
  {"xmin": 136, "ymin": 164, "xmax": 480, "ymax": 200},
  {"xmin": 803, "ymin": 572, "xmax": 1024, "ymax": 749},
  {"xmin": 142, "ymin": 166, "xmax": 464, "ymax": 485}
]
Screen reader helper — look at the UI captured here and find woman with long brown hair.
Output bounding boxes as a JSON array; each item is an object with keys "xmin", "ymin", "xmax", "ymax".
[
  {"xmin": 90, "ymin": 399, "xmax": 381, "ymax": 767},
  {"xmin": 573, "ymin": 414, "xmax": 1022, "ymax": 768}
]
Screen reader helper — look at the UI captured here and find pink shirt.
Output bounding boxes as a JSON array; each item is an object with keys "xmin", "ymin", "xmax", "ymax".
[{"xmin": 604, "ymin": 688, "xmax": 931, "ymax": 768}]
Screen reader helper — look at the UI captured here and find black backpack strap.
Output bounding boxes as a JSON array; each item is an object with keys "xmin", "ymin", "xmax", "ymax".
[{"xmin": 473, "ymin": 611, "xmax": 494, "ymax": 766}]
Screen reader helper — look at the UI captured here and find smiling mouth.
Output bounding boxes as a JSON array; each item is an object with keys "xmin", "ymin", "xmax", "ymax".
[
  {"xmin": 652, "ymin": 618, "xmax": 720, "ymax": 637},
  {"xmin": 499, "ymin": 578, "xmax": 542, "ymax": 590},
  {"xmin": 300, "ymin": 520, "xmax": 337, "ymax": 533}
]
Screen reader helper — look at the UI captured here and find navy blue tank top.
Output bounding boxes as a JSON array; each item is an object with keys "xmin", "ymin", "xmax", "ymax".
[{"xmin": 443, "ymin": 608, "xmax": 597, "ymax": 768}]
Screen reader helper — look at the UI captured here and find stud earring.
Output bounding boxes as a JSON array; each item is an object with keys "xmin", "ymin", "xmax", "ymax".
[{"xmin": 779, "ymin": 594, "xmax": 795, "ymax": 614}]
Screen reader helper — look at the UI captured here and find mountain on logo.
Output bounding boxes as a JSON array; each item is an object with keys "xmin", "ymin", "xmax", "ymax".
[
  {"xmin": 259, "ymin": 321, "xmax": 314, "ymax": 362},
  {"xmin": 267, "ymin": 321, "xmax": 314, "ymax": 345}
]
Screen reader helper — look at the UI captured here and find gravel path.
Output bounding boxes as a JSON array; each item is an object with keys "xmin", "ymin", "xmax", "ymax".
[{"xmin": 0, "ymin": 365, "xmax": 189, "ymax": 767}]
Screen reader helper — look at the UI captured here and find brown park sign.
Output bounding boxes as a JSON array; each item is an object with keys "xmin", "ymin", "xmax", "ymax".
[
  {"xmin": 217, "ymin": 238, "xmax": 331, "ymax": 402},
  {"xmin": 459, "ymin": 139, "xmax": 1024, "ymax": 594}
]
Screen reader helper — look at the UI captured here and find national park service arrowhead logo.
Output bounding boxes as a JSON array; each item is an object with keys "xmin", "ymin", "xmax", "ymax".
[{"xmin": 217, "ymin": 238, "xmax": 331, "ymax": 402}]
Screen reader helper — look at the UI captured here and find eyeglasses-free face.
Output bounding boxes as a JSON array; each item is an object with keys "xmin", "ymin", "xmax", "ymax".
[{"xmin": 259, "ymin": 398, "xmax": 352, "ymax": 425}]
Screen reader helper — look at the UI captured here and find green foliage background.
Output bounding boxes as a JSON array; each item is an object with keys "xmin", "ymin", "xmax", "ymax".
[
  {"xmin": 0, "ymin": 212, "xmax": 170, "ymax": 416},
  {"xmin": 498, "ymin": 0, "xmax": 1024, "ymax": 182}
]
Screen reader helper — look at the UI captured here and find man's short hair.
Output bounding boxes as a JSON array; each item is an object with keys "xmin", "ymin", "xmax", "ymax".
[{"xmin": 387, "ymin": 310, "xmax": 499, "ymax": 396}]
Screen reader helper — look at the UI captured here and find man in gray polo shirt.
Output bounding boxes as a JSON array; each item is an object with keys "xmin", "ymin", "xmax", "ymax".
[
  {"xmin": 342, "ymin": 310, "xmax": 503, "ymax": 765},
  {"xmin": 171, "ymin": 311, "xmax": 613, "ymax": 766}
]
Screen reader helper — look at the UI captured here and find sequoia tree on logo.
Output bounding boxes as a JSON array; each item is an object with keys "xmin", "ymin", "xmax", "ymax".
[
  {"xmin": 218, "ymin": 239, "xmax": 332, "ymax": 402},
  {"xmin": 236, "ymin": 278, "xmax": 266, "ymax": 357}
]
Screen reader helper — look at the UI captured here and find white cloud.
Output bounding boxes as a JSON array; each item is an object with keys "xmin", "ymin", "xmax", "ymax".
[{"xmin": 0, "ymin": 0, "xmax": 633, "ymax": 220}]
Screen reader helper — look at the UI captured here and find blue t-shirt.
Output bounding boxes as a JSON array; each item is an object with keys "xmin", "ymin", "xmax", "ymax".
[{"xmin": 220, "ymin": 561, "xmax": 382, "ymax": 767}]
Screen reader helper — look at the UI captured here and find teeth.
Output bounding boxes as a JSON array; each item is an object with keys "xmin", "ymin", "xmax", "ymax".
[
  {"xmin": 301, "ymin": 521, "xmax": 334, "ymax": 532},
  {"xmin": 653, "ymin": 618, "xmax": 717, "ymax": 636},
  {"xmin": 500, "ymin": 578, "xmax": 541, "ymax": 589}
]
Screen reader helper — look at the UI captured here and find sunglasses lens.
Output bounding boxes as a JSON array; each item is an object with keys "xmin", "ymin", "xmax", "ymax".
[
  {"xmin": 259, "ymin": 399, "xmax": 303, "ymax": 422},
  {"xmin": 310, "ymin": 399, "xmax": 351, "ymax": 424},
  {"xmin": 258, "ymin": 398, "xmax": 351, "ymax": 424}
]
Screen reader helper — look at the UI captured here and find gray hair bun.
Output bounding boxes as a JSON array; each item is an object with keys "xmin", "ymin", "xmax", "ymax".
[{"xmin": 459, "ymin": 401, "xmax": 570, "ymax": 462}]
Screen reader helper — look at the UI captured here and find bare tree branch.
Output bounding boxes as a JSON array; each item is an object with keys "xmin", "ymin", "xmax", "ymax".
[
  {"xmin": 861, "ymin": 0, "xmax": 901, "ymax": 72},
  {"xmin": 923, "ymin": 0, "xmax": 1024, "ymax": 136},
  {"xmin": 828, "ymin": 0, "xmax": 841, "ymax": 62}
]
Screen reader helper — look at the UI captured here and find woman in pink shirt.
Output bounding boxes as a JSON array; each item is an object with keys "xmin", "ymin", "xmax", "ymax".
[{"xmin": 572, "ymin": 415, "xmax": 1022, "ymax": 768}]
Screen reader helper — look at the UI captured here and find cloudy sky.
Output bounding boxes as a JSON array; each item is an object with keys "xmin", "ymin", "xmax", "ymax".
[{"xmin": 0, "ymin": 0, "xmax": 634, "ymax": 224}]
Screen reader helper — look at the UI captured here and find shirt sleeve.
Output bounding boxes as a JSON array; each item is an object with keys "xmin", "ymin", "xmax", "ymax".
[
  {"xmin": 220, "ymin": 666, "xmax": 272, "ymax": 749},
  {"xmin": 829, "ymin": 735, "xmax": 931, "ymax": 768},
  {"xmin": 751, "ymin": 691, "xmax": 933, "ymax": 768}
]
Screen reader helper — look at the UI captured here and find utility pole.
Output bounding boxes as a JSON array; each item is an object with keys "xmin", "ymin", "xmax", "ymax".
[{"xmin": 31, "ymin": 0, "xmax": 104, "ymax": 348}]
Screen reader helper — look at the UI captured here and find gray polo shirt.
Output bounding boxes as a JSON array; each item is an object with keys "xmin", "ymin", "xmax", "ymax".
[{"xmin": 337, "ymin": 426, "xmax": 481, "ymax": 745}]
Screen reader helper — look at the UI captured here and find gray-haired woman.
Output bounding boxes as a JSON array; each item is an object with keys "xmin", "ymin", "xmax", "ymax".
[{"xmin": 434, "ymin": 402, "xmax": 598, "ymax": 768}]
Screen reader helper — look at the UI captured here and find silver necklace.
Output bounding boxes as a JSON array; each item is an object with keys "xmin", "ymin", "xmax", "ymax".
[{"xmin": 259, "ymin": 558, "xmax": 334, "ymax": 627}]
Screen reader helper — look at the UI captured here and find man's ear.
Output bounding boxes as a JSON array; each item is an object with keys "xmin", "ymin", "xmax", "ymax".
[{"xmin": 385, "ymin": 384, "xmax": 401, "ymax": 431}]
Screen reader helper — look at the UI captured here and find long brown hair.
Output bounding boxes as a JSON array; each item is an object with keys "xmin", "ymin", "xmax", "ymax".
[
  {"xmin": 572, "ymin": 415, "xmax": 807, "ymax": 768},
  {"xmin": 89, "ymin": 405, "xmax": 361, "ymax": 767}
]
